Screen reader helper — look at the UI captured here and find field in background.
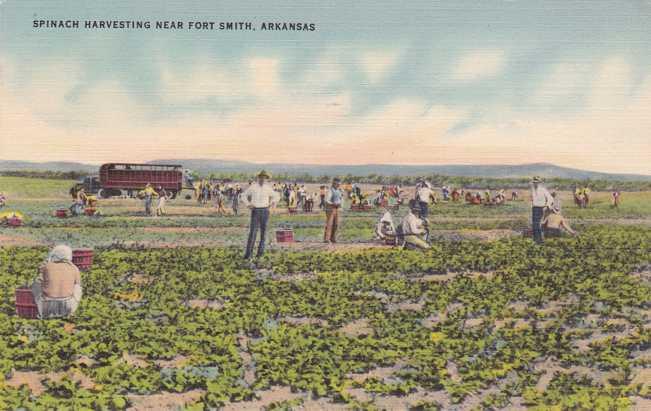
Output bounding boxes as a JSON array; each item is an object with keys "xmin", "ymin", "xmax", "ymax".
[{"xmin": 2, "ymin": 176, "xmax": 651, "ymax": 248}]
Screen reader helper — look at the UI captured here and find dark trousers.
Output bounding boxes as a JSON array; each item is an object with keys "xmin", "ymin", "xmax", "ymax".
[
  {"xmin": 419, "ymin": 201, "xmax": 429, "ymax": 219},
  {"xmin": 245, "ymin": 207, "xmax": 270, "ymax": 258},
  {"xmin": 532, "ymin": 206, "xmax": 544, "ymax": 244}
]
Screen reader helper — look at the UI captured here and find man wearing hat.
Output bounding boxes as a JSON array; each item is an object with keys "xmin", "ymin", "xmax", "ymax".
[
  {"xmin": 530, "ymin": 176, "xmax": 554, "ymax": 244},
  {"xmin": 243, "ymin": 170, "xmax": 276, "ymax": 259},
  {"xmin": 324, "ymin": 178, "xmax": 344, "ymax": 243},
  {"xmin": 397, "ymin": 200, "xmax": 430, "ymax": 250}
]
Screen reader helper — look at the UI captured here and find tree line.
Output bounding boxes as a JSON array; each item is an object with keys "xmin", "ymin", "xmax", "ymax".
[{"xmin": 2, "ymin": 169, "xmax": 650, "ymax": 191}]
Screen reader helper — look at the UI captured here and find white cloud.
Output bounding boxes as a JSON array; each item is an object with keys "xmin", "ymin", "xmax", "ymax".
[
  {"xmin": 358, "ymin": 49, "xmax": 401, "ymax": 84},
  {"xmin": 2, "ymin": 53, "xmax": 649, "ymax": 174},
  {"xmin": 530, "ymin": 62, "xmax": 592, "ymax": 109},
  {"xmin": 159, "ymin": 58, "xmax": 245, "ymax": 103},
  {"xmin": 452, "ymin": 49, "xmax": 506, "ymax": 82},
  {"xmin": 300, "ymin": 50, "xmax": 346, "ymax": 90}
]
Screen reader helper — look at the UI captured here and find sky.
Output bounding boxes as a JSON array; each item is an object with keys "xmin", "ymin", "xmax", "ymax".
[{"xmin": 1, "ymin": 0, "xmax": 650, "ymax": 174}]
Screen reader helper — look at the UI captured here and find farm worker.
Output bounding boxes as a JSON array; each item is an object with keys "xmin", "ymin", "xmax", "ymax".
[
  {"xmin": 140, "ymin": 183, "xmax": 158, "ymax": 216},
  {"xmin": 243, "ymin": 170, "xmax": 276, "ymax": 260},
  {"xmin": 375, "ymin": 208, "xmax": 395, "ymax": 240},
  {"xmin": 324, "ymin": 177, "xmax": 344, "ymax": 244},
  {"xmin": 319, "ymin": 185, "xmax": 327, "ymax": 209},
  {"xmin": 30, "ymin": 245, "xmax": 82, "ymax": 319},
  {"xmin": 415, "ymin": 180, "xmax": 434, "ymax": 219},
  {"xmin": 287, "ymin": 188, "xmax": 297, "ymax": 211},
  {"xmin": 494, "ymin": 189, "xmax": 506, "ymax": 205},
  {"xmin": 399, "ymin": 200, "xmax": 430, "ymax": 250},
  {"xmin": 511, "ymin": 191, "xmax": 518, "ymax": 201},
  {"xmin": 0, "ymin": 192, "xmax": 6, "ymax": 207},
  {"xmin": 542, "ymin": 209, "xmax": 577, "ymax": 237},
  {"xmin": 70, "ymin": 188, "xmax": 86, "ymax": 216},
  {"xmin": 156, "ymin": 187, "xmax": 168, "ymax": 216},
  {"xmin": 530, "ymin": 176, "xmax": 554, "ymax": 244},
  {"xmin": 214, "ymin": 187, "xmax": 227, "ymax": 216},
  {"xmin": 612, "ymin": 190, "xmax": 621, "ymax": 208},
  {"xmin": 441, "ymin": 185, "xmax": 450, "ymax": 201},
  {"xmin": 232, "ymin": 184, "xmax": 242, "ymax": 216},
  {"xmin": 201, "ymin": 181, "xmax": 210, "ymax": 204},
  {"xmin": 484, "ymin": 190, "xmax": 492, "ymax": 204}
]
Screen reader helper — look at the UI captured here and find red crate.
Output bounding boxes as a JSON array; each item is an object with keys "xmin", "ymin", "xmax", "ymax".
[
  {"xmin": 7, "ymin": 217, "xmax": 22, "ymax": 227},
  {"xmin": 55, "ymin": 209, "xmax": 68, "ymax": 218},
  {"xmin": 72, "ymin": 248, "xmax": 94, "ymax": 270},
  {"xmin": 276, "ymin": 229, "xmax": 294, "ymax": 243},
  {"xmin": 15, "ymin": 287, "xmax": 38, "ymax": 319},
  {"xmin": 84, "ymin": 208, "xmax": 96, "ymax": 216}
]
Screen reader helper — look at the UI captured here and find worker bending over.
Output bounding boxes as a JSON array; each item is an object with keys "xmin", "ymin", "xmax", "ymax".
[
  {"xmin": 398, "ymin": 200, "xmax": 430, "ymax": 250},
  {"xmin": 375, "ymin": 208, "xmax": 395, "ymax": 241}
]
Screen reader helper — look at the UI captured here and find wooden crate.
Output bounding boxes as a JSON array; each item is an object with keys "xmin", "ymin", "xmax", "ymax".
[
  {"xmin": 72, "ymin": 248, "xmax": 94, "ymax": 270},
  {"xmin": 15, "ymin": 287, "xmax": 38, "ymax": 319},
  {"xmin": 276, "ymin": 229, "xmax": 294, "ymax": 243}
]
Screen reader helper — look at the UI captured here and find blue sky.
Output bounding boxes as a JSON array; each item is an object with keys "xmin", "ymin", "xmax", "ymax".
[{"xmin": 1, "ymin": 0, "xmax": 650, "ymax": 173}]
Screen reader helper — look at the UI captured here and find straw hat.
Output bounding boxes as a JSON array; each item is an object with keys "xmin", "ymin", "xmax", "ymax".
[{"xmin": 257, "ymin": 170, "xmax": 271, "ymax": 179}]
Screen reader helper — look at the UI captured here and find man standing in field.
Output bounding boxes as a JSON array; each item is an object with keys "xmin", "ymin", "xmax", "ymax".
[
  {"xmin": 243, "ymin": 171, "xmax": 275, "ymax": 260},
  {"xmin": 324, "ymin": 177, "xmax": 344, "ymax": 244},
  {"xmin": 530, "ymin": 176, "xmax": 554, "ymax": 244},
  {"xmin": 415, "ymin": 179, "xmax": 434, "ymax": 218}
]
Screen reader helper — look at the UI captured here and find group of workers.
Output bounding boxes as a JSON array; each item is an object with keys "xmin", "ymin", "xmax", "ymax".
[
  {"xmin": 15, "ymin": 173, "xmax": 616, "ymax": 322},
  {"xmin": 138, "ymin": 183, "xmax": 170, "ymax": 216},
  {"xmin": 195, "ymin": 180, "xmax": 243, "ymax": 214},
  {"xmin": 68, "ymin": 187, "xmax": 99, "ymax": 216}
]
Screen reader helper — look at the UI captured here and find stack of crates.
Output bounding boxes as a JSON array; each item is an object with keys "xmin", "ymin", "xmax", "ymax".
[
  {"xmin": 275, "ymin": 228, "xmax": 294, "ymax": 243},
  {"xmin": 72, "ymin": 248, "xmax": 94, "ymax": 271},
  {"xmin": 15, "ymin": 287, "xmax": 38, "ymax": 319}
]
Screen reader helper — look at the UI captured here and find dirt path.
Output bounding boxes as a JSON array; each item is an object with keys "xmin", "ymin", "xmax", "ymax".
[{"xmin": 0, "ymin": 233, "xmax": 42, "ymax": 246}]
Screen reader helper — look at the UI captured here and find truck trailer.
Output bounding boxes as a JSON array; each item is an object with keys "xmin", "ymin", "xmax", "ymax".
[{"xmin": 74, "ymin": 163, "xmax": 186, "ymax": 199}]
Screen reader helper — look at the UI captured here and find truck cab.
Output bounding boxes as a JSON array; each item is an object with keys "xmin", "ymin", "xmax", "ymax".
[{"xmin": 78, "ymin": 176, "xmax": 101, "ymax": 194}]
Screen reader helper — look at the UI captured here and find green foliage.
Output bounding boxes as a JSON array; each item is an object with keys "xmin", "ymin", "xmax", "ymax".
[{"xmin": 0, "ymin": 226, "xmax": 649, "ymax": 408}]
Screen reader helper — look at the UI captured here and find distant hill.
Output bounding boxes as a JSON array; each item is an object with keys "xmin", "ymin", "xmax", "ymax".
[
  {"xmin": 0, "ymin": 160, "xmax": 97, "ymax": 173},
  {"xmin": 1, "ymin": 159, "xmax": 649, "ymax": 181},
  {"xmin": 149, "ymin": 159, "xmax": 651, "ymax": 181}
]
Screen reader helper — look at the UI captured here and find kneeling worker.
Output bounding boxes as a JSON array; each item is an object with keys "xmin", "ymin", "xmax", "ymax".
[
  {"xmin": 31, "ymin": 245, "xmax": 83, "ymax": 319},
  {"xmin": 398, "ymin": 200, "xmax": 430, "ymax": 250}
]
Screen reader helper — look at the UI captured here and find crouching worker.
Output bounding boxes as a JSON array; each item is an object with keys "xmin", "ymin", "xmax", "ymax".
[
  {"xmin": 397, "ymin": 200, "xmax": 430, "ymax": 250},
  {"xmin": 375, "ymin": 208, "xmax": 395, "ymax": 242},
  {"xmin": 542, "ymin": 209, "xmax": 576, "ymax": 237},
  {"xmin": 31, "ymin": 245, "xmax": 82, "ymax": 319}
]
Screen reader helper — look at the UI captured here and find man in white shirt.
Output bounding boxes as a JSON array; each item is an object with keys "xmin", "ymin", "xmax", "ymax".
[
  {"xmin": 399, "ymin": 200, "xmax": 430, "ymax": 250},
  {"xmin": 324, "ymin": 178, "xmax": 344, "ymax": 243},
  {"xmin": 415, "ymin": 179, "xmax": 434, "ymax": 219},
  {"xmin": 243, "ymin": 170, "xmax": 276, "ymax": 259},
  {"xmin": 530, "ymin": 176, "xmax": 554, "ymax": 244}
]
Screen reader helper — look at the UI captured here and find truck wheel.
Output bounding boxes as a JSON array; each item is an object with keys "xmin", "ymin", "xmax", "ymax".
[
  {"xmin": 169, "ymin": 191, "xmax": 177, "ymax": 200},
  {"xmin": 98, "ymin": 189, "xmax": 111, "ymax": 199}
]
